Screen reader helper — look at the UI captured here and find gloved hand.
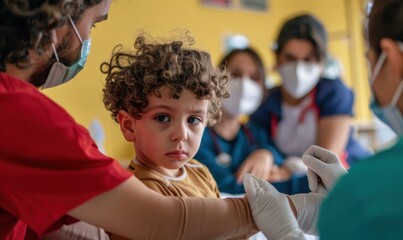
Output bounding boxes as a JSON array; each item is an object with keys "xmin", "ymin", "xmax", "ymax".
[
  {"xmin": 283, "ymin": 156, "xmax": 307, "ymax": 175},
  {"xmin": 302, "ymin": 145, "xmax": 347, "ymax": 192},
  {"xmin": 243, "ymin": 174, "xmax": 306, "ymax": 240},
  {"xmin": 288, "ymin": 186, "xmax": 327, "ymax": 235}
]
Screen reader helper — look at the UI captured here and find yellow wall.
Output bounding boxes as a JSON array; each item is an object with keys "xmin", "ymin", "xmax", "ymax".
[{"xmin": 44, "ymin": 0, "xmax": 370, "ymax": 161}]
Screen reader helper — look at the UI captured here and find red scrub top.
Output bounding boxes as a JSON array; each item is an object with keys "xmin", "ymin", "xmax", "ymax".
[{"xmin": 0, "ymin": 73, "xmax": 131, "ymax": 239}]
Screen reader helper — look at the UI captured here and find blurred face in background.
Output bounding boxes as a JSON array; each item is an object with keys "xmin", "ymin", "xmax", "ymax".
[
  {"xmin": 227, "ymin": 52, "xmax": 264, "ymax": 87},
  {"xmin": 277, "ymin": 39, "xmax": 318, "ymax": 66},
  {"xmin": 277, "ymin": 39, "xmax": 323, "ymax": 100},
  {"xmin": 222, "ymin": 52, "xmax": 263, "ymax": 117}
]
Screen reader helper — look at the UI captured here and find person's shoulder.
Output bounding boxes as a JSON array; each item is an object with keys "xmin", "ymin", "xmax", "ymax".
[
  {"xmin": 263, "ymin": 86, "xmax": 281, "ymax": 103},
  {"xmin": 251, "ymin": 86, "xmax": 281, "ymax": 122},
  {"xmin": 316, "ymin": 78, "xmax": 352, "ymax": 96},
  {"xmin": 246, "ymin": 120, "xmax": 265, "ymax": 131},
  {"xmin": 245, "ymin": 121, "xmax": 269, "ymax": 140},
  {"xmin": 329, "ymin": 140, "xmax": 403, "ymax": 197},
  {"xmin": 320, "ymin": 140, "xmax": 403, "ymax": 239},
  {"xmin": 315, "ymin": 78, "xmax": 354, "ymax": 115},
  {"xmin": 0, "ymin": 74, "xmax": 75, "ymax": 124},
  {"xmin": 0, "ymin": 72, "xmax": 33, "ymax": 89}
]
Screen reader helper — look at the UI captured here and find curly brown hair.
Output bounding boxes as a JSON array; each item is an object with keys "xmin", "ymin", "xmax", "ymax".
[
  {"xmin": 0, "ymin": 0, "xmax": 102, "ymax": 71},
  {"xmin": 101, "ymin": 36, "xmax": 230, "ymax": 127}
]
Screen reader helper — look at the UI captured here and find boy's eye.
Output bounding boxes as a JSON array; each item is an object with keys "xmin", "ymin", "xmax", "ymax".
[
  {"xmin": 155, "ymin": 114, "xmax": 170, "ymax": 122},
  {"xmin": 188, "ymin": 116, "xmax": 202, "ymax": 125}
]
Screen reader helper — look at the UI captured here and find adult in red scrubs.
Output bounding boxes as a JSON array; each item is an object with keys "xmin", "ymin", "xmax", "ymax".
[{"xmin": 0, "ymin": 1, "xmax": 257, "ymax": 239}]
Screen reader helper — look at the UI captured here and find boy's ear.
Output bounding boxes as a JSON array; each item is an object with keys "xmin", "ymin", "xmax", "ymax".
[{"xmin": 117, "ymin": 110, "xmax": 136, "ymax": 142}]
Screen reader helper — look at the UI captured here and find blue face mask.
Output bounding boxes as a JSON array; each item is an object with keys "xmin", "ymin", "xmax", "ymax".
[
  {"xmin": 43, "ymin": 16, "xmax": 91, "ymax": 89},
  {"xmin": 369, "ymin": 42, "xmax": 403, "ymax": 136}
]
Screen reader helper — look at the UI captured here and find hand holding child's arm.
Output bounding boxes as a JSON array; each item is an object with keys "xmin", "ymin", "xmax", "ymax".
[
  {"xmin": 243, "ymin": 174, "xmax": 306, "ymax": 240},
  {"xmin": 288, "ymin": 187, "xmax": 326, "ymax": 235}
]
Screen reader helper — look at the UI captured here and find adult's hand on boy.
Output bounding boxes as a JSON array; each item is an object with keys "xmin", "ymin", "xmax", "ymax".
[{"xmin": 243, "ymin": 174, "xmax": 306, "ymax": 240}]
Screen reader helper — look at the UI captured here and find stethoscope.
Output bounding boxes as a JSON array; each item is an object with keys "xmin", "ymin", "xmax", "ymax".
[
  {"xmin": 209, "ymin": 124, "xmax": 257, "ymax": 167},
  {"xmin": 270, "ymin": 88, "xmax": 319, "ymax": 139}
]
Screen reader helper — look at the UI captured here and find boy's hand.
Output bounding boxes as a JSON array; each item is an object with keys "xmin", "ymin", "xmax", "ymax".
[
  {"xmin": 236, "ymin": 149, "xmax": 273, "ymax": 184},
  {"xmin": 243, "ymin": 174, "xmax": 306, "ymax": 240},
  {"xmin": 302, "ymin": 145, "xmax": 347, "ymax": 192}
]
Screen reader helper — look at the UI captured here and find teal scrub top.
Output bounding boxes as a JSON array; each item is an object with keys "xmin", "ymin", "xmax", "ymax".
[{"xmin": 318, "ymin": 137, "xmax": 403, "ymax": 239}]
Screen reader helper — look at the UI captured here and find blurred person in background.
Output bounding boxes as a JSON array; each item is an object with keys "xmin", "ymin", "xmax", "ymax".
[
  {"xmin": 250, "ymin": 14, "xmax": 372, "ymax": 176},
  {"xmin": 195, "ymin": 48, "xmax": 309, "ymax": 195}
]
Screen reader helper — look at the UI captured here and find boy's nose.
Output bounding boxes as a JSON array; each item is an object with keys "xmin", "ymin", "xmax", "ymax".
[{"xmin": 171, "ymin": 122, "xmax": 188, "ymax": 142}]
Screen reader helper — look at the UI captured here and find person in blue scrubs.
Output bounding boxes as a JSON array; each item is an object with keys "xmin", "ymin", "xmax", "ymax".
[
  {"xmin": 195, "ymin": 48, "xmax": 308, "ymax": 195},
  {"xmin": 244, "ymin": 1, "xmax": 403, "ymax": 239},
  {"xmin": 250, "ymin": 14, "xmax": 372, "ymax": 171}
]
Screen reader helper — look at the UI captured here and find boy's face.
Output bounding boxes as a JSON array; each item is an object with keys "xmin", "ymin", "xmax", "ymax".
[{"xmin": 123, "ymin": 86, "xmax": 208, "ymax": 177}]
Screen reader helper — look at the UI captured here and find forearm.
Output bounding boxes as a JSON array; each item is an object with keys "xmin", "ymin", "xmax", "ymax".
[
  {"xmin": 129, "ymin": 194, "xmax": 258, "ymax": 239},
  {"xmin": 69, "ymin": 177, "xmax": 257, "ymax": 239},
  {"xmin": 317, "ymin": 116, "xmax": 351, "ymax": 156},
  {"xmin": 179, "ymin": 197, "xmax": 258, "ymax": 239}
]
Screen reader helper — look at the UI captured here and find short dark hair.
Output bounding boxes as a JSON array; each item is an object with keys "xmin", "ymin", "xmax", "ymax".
[
  {"xmin": 368, "ymin": 0, "xmax": 403, "ymax": 56},
  {"xmin": 274, "ymin": 14, "xmax": 328, "ymax": 62},
  {"xmin": 101, "ymin": 36, "xmax": 230, "ymax": 127},
  {"xmin": 0, "ymin": 0, "xmax": 102, "ymax": 72}
]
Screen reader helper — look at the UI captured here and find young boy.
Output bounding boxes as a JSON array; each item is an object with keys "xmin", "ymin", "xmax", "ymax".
[{"xmin": 102, "ymin": 36, "xmax": 231, "ymax": 238}]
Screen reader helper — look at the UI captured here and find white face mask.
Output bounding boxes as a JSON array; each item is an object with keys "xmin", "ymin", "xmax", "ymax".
[
  {"xmin": 222, "ymin": 76, "xmax": 263, "ymax": 117},
  {"xmin": 279, "ymin": 61, "xmax": 321, "ymax": 99}
]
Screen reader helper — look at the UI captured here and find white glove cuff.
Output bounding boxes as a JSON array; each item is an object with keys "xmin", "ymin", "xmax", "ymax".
[{"xmin": 289, "ymin": 193, "xmax": 321, "ymax": 236}]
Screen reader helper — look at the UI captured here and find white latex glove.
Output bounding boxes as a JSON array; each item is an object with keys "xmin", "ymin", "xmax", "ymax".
[
  {"xmin": 288, "ymin": 186, "xmax": 327, "ymax": 235},
  {"xmin": 243, "ymin": 174, "xmax": 306, "ymax": 240},
  {"xmin": 302, "ymin": 145, "xmax": 347, "ymax": 192},
  {"xmin": 283, "ymin": 156, "xmax": 307, "ymax": 175}
]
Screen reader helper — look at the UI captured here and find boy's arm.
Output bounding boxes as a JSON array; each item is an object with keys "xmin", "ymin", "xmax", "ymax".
[{"xmin": 69, "ymin": 176, "xmax": 258, "ymax": 240}]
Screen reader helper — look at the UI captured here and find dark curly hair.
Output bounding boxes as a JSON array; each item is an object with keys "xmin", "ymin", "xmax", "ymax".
[
  {"xmin": 0, "ymin": 0, "xmax": 102, "ymax": 71},
  {"xmin": 102, "ymin": 36, "xmax": 230, "ymax": 127}
]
